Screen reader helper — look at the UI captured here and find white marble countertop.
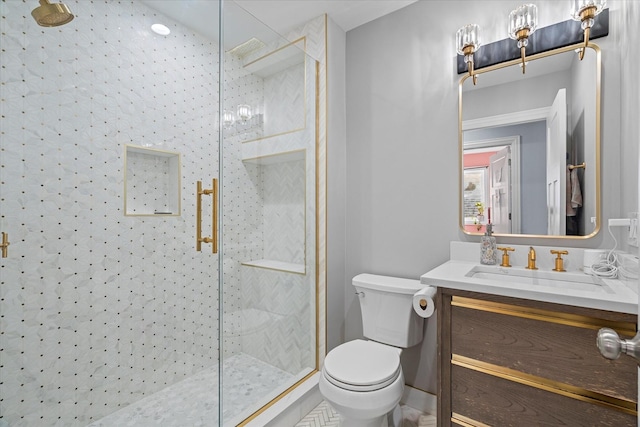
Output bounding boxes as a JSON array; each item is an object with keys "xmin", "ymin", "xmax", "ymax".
[{"xmin": 420, "ymin": 242, "xmax": 638, "ymax": 315}]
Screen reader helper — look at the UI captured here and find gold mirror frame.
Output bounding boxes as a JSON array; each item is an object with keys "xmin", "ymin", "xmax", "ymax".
[{"xmin": 459, "ymin": 42, "xmax": 601, "ymax": 239}]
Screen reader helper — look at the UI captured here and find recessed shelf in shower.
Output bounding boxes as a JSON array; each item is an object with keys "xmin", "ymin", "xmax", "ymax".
[
  {"xmin": 232, "ymin": 38, "xmax": 307, "ymax": 144},
  {"xmin": 124, "ymin": 145, "xmax": 181, "ymax": 216},
  {"xmin": 241, "ymin": 149, "xmax": 306, "ymax": 275}
]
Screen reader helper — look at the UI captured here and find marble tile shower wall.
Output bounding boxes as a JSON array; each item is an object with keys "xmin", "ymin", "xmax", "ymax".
[
  {"xmin": 0, "ymin": 1, "xmax": 223, "ymax": 425},
  {"xmin": 240, "ymin": 160, "xmax": 311, "ymax": 374},
  {"xmin": 222, "ymin": 44, "xmax": 316, "ymax": 374},
  {"xmin": 261, "ymin": 160, "xmax": 305, "ymax": 265}
]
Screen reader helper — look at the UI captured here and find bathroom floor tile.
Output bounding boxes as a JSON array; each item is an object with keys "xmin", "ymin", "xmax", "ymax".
[
  {"xmin": 88, "ymin": 353, "xmax": 293, "ymax": 427},
  {"xmin": 294, "ymin": 401, "xmax": 340, "ymax": 426},
  {"xmin": 295, "ymin": 401, "xmax": 437, "ymax": 427}
]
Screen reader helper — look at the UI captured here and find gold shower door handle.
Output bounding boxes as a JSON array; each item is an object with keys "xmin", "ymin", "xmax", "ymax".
[
  {"xmin": 196, "ymin": 179, "xmax": 218, "ymax": 253},
  {"xmin": 0, "ymin": 232, "xmax": 9, "ymax": 258}
]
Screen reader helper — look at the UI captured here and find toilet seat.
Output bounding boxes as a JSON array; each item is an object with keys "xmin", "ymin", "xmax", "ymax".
[{"xmin": 323, "ymin": 340, "xmax": 401, "ymax": 392}]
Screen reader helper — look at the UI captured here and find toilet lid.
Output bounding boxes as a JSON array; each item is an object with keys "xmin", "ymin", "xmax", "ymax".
[{"xmin": 323, "ymin": 340, "xmax": 401, "ymax": 391}]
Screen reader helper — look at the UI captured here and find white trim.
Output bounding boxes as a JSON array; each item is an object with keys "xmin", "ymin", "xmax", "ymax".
[
  {"xmin": 462, "ymin": 107, "xmax": 550, "ymax": 131},
  {"xmin": 401, "ymin": 386, "xmax": 437, "ymax": 416},
  {"xmin": 247, "ymin": 373, "xmax": 323, "ymax": 427},
  {"xmin": 463, "ymin": 136, "xmax": 522, "ymax": 234}
]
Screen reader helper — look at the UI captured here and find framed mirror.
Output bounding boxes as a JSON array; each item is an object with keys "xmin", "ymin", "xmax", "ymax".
[{"xmin": 459, "ymin": 43, "xmax": 601, "ymax": 238}]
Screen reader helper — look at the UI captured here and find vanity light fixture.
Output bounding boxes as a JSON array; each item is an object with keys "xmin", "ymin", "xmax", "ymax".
[
  {"xmin": 222, "ymin": 109, "xmax": 235, "ymax": 129},
  {"xmin": 571, "ymin": 0, "xmax": 607, "ymax": 60},
  {"xmin": 223, "ymin": 104, "xmax": 263, "ymax": 135},
  {"xmin": 236, "ymin": 104, "xmax": 252, "ymax": 124},
  {"xmin": 456, "ymin": 24, "xmax": 481, "ymax": 85},
  {"xmin": 508, "ymin": 3, "xmax": 538, "ymax": 74},
  {"xmin": 455, "ymin": 4, "xmax": 608, "ymax": 77}
]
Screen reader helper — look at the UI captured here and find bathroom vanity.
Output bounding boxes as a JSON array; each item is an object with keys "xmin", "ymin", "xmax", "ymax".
[{"xmin": 422, "ymin": 242, "xmax": 638, "ymax": 427}]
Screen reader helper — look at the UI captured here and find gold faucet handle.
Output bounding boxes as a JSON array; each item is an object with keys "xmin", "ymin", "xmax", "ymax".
[
  {"xmin": 497, "ymin": 246, "xmax": 515, "ymax": 267},
  {"xmin": 551, "ymin": 250, "xmax": 569, "ymax": 272}
]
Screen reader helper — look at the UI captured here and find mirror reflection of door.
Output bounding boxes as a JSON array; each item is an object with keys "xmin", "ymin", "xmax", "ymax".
[
  {"xmin": 463, "ymin": 136, "xmax": 523, "ymax": 234},
  {"xmin": 489, "ymin": 146, "xmax": 512, "ymax": 234},
  {"xmin": 546, "ymin": 88, "xmax": 568, "ymax": 235}
]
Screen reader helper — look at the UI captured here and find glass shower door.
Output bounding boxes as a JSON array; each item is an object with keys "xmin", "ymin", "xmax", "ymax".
[{"xmin": 219, "ymin": 2, "xmax": 319, "ymax": 425}]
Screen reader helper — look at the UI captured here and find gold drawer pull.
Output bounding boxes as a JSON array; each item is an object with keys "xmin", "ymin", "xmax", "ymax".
[{"xmin": 196, "ymin": 179, "xmax": 218, "ymax": 253}]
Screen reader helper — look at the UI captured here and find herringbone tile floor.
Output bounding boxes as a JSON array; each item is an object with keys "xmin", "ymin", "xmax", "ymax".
[
  {"xmin": 295, "ymin": 401, "xmax": 339, "ymax": 427},
  {"xmin": 295, "ymin": 401, "xmax": 437, "ymax": 427}
]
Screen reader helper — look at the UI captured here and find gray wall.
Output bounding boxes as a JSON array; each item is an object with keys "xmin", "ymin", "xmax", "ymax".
[
  {"xmin": 617, "ymin": 1, "xmax": 639, "ymax": 234},
  {"xmin": 463, "ymin": 70, "xmax": 572, "ymax": 121},
  {"xmin": 343, "ymin": 0, "xmax": 637, "ymax": 394},
  {"xmin": 327, "ymin": 16, "xmax": 348, "ymax": 352}
]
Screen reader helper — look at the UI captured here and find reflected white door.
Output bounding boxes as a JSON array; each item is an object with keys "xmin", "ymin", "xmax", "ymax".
[
  {"xmin": 489, "ymin": 146, "xmax": 511, "ymax": 233},
  {"xmin": 546, "ymin": 88, "xmax": 567, "ymax": 235}
]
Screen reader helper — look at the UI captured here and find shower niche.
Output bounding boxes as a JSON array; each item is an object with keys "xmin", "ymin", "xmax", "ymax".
[
  {"xmin": 124, "ymin": 145, "xmax": 181, "ymax": 216},
  {"xmin": 241, "ymin": 150, "xmax": 306, "ymax": 274},
  {"xmin": 227, "ymin": 38, "xmax": 307, "ymax": 148},
  {"xmin": 225, "ymin": 37, "xmax": 315, "ymax": 275}
]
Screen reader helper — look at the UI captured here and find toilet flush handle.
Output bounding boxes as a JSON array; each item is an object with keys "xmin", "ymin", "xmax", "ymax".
[{"xmin": 355, "ymin": 291, "xmax": 365, "ymax": 298}]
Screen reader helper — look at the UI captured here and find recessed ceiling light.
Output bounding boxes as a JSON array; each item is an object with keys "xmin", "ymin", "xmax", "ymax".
[{"xmin": 151, "ymin": 23, "xmax": 170, "ymax": 36}]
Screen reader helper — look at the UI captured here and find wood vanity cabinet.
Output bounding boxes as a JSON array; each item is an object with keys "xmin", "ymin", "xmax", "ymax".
[{"xmin": 437, "ymin": 287, "xmax": 638, "ymax": 427}]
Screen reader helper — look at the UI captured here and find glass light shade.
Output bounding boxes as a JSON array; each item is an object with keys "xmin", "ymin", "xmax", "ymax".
[
  {"xmin": 508, "ymin": 4, "xmax": 538, "ymax": 40},
  {"xmin": 237, "ymin": 104, "xmax": 252, "ymax": 122},
  {"xmin": 456, "ymin": 24, "xmax": 481, "ymax": 56},
  {"xmin": 222, "ymin": 110, "xmax": 235, "ymax": 128},
  {"xmin": 571, "ymin": 0, "xmax": 606, "ymax": 28}
]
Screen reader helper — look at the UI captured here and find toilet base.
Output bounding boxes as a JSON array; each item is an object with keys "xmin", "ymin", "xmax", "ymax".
[{"xmin": 338, "ymin": 404, "xmax": 402, "ymax": 427}]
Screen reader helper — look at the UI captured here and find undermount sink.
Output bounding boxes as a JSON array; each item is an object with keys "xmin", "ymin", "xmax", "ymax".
[{"xmin": 465, "ymin": 265, "xmax": 612, "ymax": 294}]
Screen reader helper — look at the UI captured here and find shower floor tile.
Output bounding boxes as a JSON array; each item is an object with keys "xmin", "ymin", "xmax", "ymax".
[
  {"xmin": 89, "ymin": 353, "xmax": 293, "ymax": 427},
  {"xmin": 295, "ymin": 401, "xmax": 437, "ymax": 427}
]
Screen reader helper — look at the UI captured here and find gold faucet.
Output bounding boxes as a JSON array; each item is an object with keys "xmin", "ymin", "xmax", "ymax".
[
  {"xmin": 551, "ymin": 249, "xmax": 569, "ymax": 272},
  {"xmin": 526, "ymin": 246, "xmax": 538, "ymax": 270},
  {"xmin": 497, "ymin": 247, "xmax": 515, "ymax": 267}
]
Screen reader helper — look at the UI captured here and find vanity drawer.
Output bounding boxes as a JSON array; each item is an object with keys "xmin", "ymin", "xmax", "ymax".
[
  {"xmin": 437, "ymin": 289, "xmax": 638, "ymax": 427},
  {"xmin": 451, "ymin": 365, "xmax": 636, "ymax": 426},
  {"xmin": 451, "ymin": 299, "xmax": 637, "ymax": 402}
]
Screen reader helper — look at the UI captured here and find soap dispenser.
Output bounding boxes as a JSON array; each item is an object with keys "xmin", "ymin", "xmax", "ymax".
[{"xmin": 480, "ymin": 209, "xmax": 497, "ymax": 265}]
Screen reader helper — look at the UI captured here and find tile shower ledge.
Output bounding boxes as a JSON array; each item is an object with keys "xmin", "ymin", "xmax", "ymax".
[
  {"xmin": 242, "ymin": 259, "xmax": 306, "ymax": 275},
  {"xmin": 420, "ymin": 242, "xmax": 638, "ymax": 315}
]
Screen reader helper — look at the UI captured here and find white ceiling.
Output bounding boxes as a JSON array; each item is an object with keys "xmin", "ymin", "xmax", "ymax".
[
  {"xmin": 235, "ymin": 0, "xmax": 419, "ymax": 33},
  {"xmin": 142, "ymin": 0, "xmax": 418, "ymax": 49}
]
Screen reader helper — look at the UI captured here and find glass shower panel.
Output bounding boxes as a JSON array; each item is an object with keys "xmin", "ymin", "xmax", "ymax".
[
  {"xmin": 0, "ymin": 1, "xmax": 221, "ymax": 425},
  {"xmin": 220, "ymin": 2, "xmax": 318, "ymax": 425}
]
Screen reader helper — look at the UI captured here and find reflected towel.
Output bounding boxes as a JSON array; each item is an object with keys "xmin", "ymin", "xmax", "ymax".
[{"xmin": 566, "ymin": 166, "xmax": 583, "ymax": 216}]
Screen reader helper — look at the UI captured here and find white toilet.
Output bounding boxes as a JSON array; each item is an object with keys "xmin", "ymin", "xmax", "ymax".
[{"xmin": 319, "ymin": 273, "xmax": 426, "ymax": 427}]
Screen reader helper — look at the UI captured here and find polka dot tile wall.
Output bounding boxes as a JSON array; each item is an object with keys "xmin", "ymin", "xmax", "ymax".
[{"xmin": 0, "ymin": 1, "xmax": 220, "ymax": 425}]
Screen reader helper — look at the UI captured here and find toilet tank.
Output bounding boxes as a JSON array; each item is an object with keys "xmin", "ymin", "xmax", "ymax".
[{"xmin": 353, "ymin": 273, "xmax": 425, "ymax": 348}]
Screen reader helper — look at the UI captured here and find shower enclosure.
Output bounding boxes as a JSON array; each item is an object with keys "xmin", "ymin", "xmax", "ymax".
[{"xmin": 0, "ymin": 1, "xmax": 321, "ymax": 425}]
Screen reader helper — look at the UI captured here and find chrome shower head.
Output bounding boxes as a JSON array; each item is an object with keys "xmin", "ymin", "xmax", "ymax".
[{"xmin": 31, "ymin": 0, "xmax": 74, "ymax": 27}]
